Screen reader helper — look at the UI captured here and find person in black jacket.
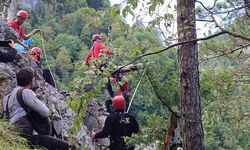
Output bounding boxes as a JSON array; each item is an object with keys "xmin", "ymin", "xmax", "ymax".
[{"xmin": 91, "ymin": 96, "xmax": 139, "ymax": 150}]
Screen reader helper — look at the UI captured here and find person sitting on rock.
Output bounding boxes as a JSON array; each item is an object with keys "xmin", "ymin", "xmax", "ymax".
[
  {"xmin": 7, "ymin": 10, "xmax": 40, "ymax": 49},
  {"xmin": 92, "ymin": 96, "xmax": 139, "ymax": 150},
  {"xmin": 2, "ymin": 67, "xmax": 77, "ymax": 150}
]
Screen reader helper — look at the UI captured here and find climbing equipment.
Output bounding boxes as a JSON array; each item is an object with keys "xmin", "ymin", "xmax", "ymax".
[
  {"xmin": 126, "ymin": 65, "xmax": 147, "ymax": 113},
  {"xmin": 40, "ymin": 30, "xmax": 57, "ymax": 88}
]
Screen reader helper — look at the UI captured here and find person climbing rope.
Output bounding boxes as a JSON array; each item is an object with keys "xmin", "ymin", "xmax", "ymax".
[
  {"xmin": 106, "ymin": 73, "xmax": 130, "ymax": 113},
  {"xmin": 7, "ymin": 10, "xmax": 40, "ymax": 49},
  {"xmin": 2, "ymin": 67, "xmax": 77, "ymax": 150},
  {"xmin": 84, "ymin": 33, "xmax": 113, "ymax": 70},
  {"xmin": 92, "ymin": 95, "xmax": 139, "ymax": 150}
]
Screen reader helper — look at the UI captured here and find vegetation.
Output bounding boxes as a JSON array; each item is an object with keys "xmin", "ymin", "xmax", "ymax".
[{"xmin": 2, "ymin": 0, "xmax": 249, "ymax": 149}]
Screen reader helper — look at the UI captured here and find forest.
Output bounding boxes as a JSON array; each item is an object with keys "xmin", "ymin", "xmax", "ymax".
[{"xmin": 0, "ymin": 0, "xmax": 249, "ymax": 149}]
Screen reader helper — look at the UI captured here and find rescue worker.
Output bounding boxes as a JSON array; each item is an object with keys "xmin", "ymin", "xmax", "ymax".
[
  {"xmin": 84, "ymin": 33, "xmax": 113, "ymax": 68},
  {"xmin": 92, "ymin": 96, "xmax": 139, "ymax": 150},
  {"xmin": 7, "ymin": 10, "xmax": 40, "ymax": 49},
  {"xmin": 2, "ymin": 67, "xmax": 77, "ymax": 150},
  {"xmin": 29, "ymin": 47, "xmax": 42, "ymax": 67},
  {"xmin": 106, "ymin": 73, "xmax": 130, "ymax": 113}
]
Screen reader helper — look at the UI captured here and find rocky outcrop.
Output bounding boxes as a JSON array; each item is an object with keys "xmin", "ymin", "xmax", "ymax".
[{"xmin": 0, "ymin": 17, "xmax": 109, "ymax": 149}]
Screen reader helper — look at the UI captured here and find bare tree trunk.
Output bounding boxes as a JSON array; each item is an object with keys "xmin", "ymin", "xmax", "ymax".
[
  {"xmin": 177, "ymin": 0, "xmax": 204, "ymax": 149},
  {"xmin": 7, "ymin": 0, "xmax": 16, "ymax": 22}
]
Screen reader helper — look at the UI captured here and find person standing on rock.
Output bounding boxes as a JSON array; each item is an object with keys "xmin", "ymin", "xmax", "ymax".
[
  {"xmin": 84, "ymin": 33, "xmax": 113, "ymax": 69},
  {"xmin": 91, "ymin": 95, "xmax": 139, "ymax": 150},
  {"xmin": 2, "ymin": 67, "xmax": 77, "ymax": 150},
  {"xmin": 7, "ymin": 10, "xmax": 40, "ymax": 49}
]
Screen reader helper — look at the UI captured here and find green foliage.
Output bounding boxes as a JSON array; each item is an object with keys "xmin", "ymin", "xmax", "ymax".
[{"xmin": 0, "ymin": 120, "xmax": 44, "ymax": 150}]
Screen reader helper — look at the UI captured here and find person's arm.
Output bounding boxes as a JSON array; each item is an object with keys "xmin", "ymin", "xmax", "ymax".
[
  {"xmin": 130, "ymin": 115, "xmax": 139, "ymax": 133},
  {"xmin": 21, "ymin": 29, "xmax": 40, "ymax": 40},
  {"xmin": 93, "ymin": 116, "xmax": 112, "ymax": 139},
  {"xmin": 98, "ymin": 43, "xmax": 113, "ymax": 55},
  {"xmin": 15, "ymin": 39, "xmax": 28, "ymax": 49},
  {"xmin": 85, "ymin": 50, "xmax": 92, "ymax": 67},
  {"xmin": 22, "ymin": 89, "xmax": 50, "ymax": 117}
]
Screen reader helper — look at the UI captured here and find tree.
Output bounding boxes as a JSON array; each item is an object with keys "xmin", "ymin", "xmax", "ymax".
[{"xmin": 177, "ymin": 0, "xmax": 204, "ymax": 149}]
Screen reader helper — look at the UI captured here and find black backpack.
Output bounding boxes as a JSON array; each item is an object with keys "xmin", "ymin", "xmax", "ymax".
[{"xmin": 16, "ymin": 88, "xmax": 52, "ymax": 135}]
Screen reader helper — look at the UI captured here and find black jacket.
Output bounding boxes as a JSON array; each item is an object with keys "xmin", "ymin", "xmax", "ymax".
[{"xmin": 95, "ymin": 110, "xmax": 139, "ymax": 141}]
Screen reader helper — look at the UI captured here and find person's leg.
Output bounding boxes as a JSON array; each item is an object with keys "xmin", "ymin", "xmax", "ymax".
[
  {"xmin": 33, "ymin": 134, "xmax": 71, "ymax": 150},
  {"xmin": 105, "ymin": 99, "xmax": 113, "ymax": 113},
  {"xmin": 13, "ymin": 116, "xmax": 33, "ymax": 144}
]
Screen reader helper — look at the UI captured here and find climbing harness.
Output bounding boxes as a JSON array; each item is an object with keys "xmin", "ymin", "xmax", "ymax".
[
  {"xmin": 40, "ymin": 30, "xmax": 57, "ymax": 88},
  {"xmin": 126, "ymin": 65, "xmax": 147, "ymax": 113}
]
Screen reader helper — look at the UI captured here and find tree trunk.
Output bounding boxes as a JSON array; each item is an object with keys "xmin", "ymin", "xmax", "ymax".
[
  {"xmin": 176, "ymin": 0, "xmax": 204, "ymax": 150},
  {"xmin": 7, "ymin": 0, "xmax": 16, "ymax": 22}
]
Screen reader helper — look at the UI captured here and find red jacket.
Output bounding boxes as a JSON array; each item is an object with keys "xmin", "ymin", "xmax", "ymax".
[
  {"xmin": 7, "ymin": 20, "xmax": 25, "ymax": 36},
  {"xmin": 110, "ymin": 77, "xmax": 129, "ymax": 96},
  {"xmin": 85, "ymin": 42, "xmax": 112, "ymax": 66}
]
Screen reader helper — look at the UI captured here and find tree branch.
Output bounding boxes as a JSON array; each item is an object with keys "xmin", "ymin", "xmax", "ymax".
[
  {"xmin": 212, "ymin": 14, "xmax": 250, "ymax": 41},
  {"xmin": 111, "ymin": 31, "xmax": 227, "ymax": 75},
  {"xmin": 199, "ymin": 43, "xmax": 250, "ymax": 62},
  {"xmin": 146, "ymin": 71, "xmax": 180, "ymax": 117}
]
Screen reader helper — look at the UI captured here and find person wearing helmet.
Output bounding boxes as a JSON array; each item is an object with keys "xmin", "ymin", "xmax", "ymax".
[
  {"xmin": 106, "ymin": 73, "xmax": 130, "ymax": 113},
  {"xmin": 29, "ymin": 47, "xmax": 42, "ymax": 67},
  {"xmin": 92, "ymin": 96, "xmax": 139, "ymax": 150},
  {"xmin": 7, "ymin": 10, "xmax": 40, "ymax": 49},
  {"xmin": 84, "ymin": 34, "xmax": 113, "ymax": 67}
]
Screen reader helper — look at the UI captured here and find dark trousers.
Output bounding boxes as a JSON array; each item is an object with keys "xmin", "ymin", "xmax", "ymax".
[
  {"xmin": 14, "ymin": 116, "xmax": 69, "ymax": 150},
  {"xmin": 110, "ymin": 139, "xmax": 134, "ymax": 150}
]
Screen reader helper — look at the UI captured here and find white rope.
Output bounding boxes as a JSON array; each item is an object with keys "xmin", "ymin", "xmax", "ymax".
[
  {"xmin": 40, "ymin": 30, "xmax": 57, "ymax": 89},
  {"xmin": 126, "ymin": 65, "xmax": 147, "ymax": 113}
]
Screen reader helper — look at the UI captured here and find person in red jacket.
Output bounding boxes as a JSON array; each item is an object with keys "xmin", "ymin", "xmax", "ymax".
[
  {"xmin": 7, "ymin": 10, "xmax": 40, "ymax": 49},
  {"xmin": 84, "ymin": 34, "xmax": 113, "ymax": 68}
]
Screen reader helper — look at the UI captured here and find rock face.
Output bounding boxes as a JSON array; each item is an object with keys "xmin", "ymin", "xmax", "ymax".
[{"xmin": 0, "ymin": 17, "xmax": 109, "ymax": 149}]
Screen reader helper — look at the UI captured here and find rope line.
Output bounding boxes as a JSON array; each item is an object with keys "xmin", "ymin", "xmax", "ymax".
[
  {"xmin": 40, "ymin": 30, "xmax": 57, "ymax": 89},
  {"xmin": 126, "ymin": 65, "xmax": 147, "ymax": 113}
]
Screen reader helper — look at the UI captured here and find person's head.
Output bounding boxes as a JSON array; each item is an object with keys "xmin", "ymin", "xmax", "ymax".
[
  {"xmin": 112, "ymin": 96, "xmax": 126, "ymax": 111},
  {"xmin": 16, "ymin": 10, "xmax": 28, "ymax": 25},
  {"xmin": 91, "ymin": 34, "xmax": 102, "ymax": 42},
  {"xmin": 16, "ymin": 67, "xmax": 35, "ymax": 88},
  {"xmin": 30, "ymin": 47, "xmax": 42, "ymax": 61}
]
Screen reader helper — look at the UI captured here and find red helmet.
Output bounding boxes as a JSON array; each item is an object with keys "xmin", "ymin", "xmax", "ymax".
[
  {"xmin": 112, "ymin": 96, "xmax": 126, "ymax": 110},
  {"xmin": 17, "ymin": 10, "xmax": 28, "ymax": 19},
  {"xmin": 30, "ymin": 47, "xmax": 42, "ymax": 55},
  {"xmin": 92, "ymin": 34, "xmax": 102, "ymax": 41}
]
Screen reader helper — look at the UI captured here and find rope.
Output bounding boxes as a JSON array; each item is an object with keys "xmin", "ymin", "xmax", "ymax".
[
  {"xmin": 126, "ymin": 65, "xmax": 147, "ymax": 113},
  {"xmin": 40, "ymin": 30, "xmax": 57, "ymax": 89}
]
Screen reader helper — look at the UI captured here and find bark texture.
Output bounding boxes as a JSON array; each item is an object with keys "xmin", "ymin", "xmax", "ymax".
[{"xmin": 177, "ymin": 0, "xmax": 204, "ymax": 149}]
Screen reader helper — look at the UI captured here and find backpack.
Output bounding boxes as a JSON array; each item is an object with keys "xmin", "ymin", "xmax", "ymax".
[{"xmin": 16, "ymin": 88, "xmax": 52, "ymax": 135}]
